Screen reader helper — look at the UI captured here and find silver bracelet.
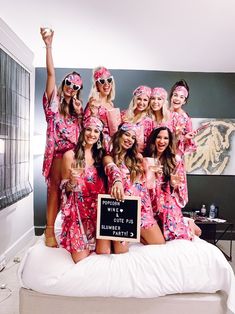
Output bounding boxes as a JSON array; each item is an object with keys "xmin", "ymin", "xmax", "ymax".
[
  {"xmin": 112, "ymin": 179, "xmax": 122, "ymax": 185},
  {"xmin": 44, "ymin": 46, "xmax": 52, "ymax": 49}
]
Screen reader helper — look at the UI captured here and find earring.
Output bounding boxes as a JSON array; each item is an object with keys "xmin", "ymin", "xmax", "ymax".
[
  {"xmin": 60, "ymin": 91, "xmax": 64, "ymax": 103},
  {"xmin": 82, "ymin": 140, "xmax": 86, "ymax": 147},
  {"xmin": 97, "ymin": 139, "xmax": 102, "ymax": 149}
]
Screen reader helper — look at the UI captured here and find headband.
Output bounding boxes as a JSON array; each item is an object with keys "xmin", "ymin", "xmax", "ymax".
[
  {"xmin": 151, "ymin": 87, "xmax": 168, "ymax": 100},
  {"xmin": 174, "ymin": 86, "xmax": 188, "ymax": 98},
  {"xmin": 83, "ymin": 117, "xmax": 103, "ymax": 132},
  {"xmin": 66, "ymin": 74, "xmax": 83, "ymax": 86},
  {"xmin": 120, "ymin": 122, "xmax": 138, "ymax": 134},
  {"xmin": 94, "ymin": 67, "xmax": 111, "ymax": 81},
  {"xmin": 133, "ymin": 85, "xmax": 151, "ymax": 98}
]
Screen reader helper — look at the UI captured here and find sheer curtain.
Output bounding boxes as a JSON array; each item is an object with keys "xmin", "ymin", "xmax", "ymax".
[{"xmin": 0, "ymin": 48, "xmax": 32, "ymax": 209}]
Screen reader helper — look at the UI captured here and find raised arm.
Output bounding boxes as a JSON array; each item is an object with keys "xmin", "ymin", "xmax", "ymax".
[{"xmin": 40, "ymin": 28, "xmax": 56, "ymax": 100}]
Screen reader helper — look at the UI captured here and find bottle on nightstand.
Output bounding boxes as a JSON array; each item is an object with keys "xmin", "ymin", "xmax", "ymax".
[
  {"xmin": 200, "ymin": 204, "xmax": 207, "ymax": 216},
  {"xmin": 209, "ymin": 204, "xmax": 216, "ymax": 219}
]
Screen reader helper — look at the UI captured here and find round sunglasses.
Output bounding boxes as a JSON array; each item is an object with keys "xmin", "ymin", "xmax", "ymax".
[
  {"xmin": 65, "ymin": 78, "xmax": 81, "ymax": 91},
  {"xmin": 96, "ymin": 76, "xmax": 113, "ymax": 85}
]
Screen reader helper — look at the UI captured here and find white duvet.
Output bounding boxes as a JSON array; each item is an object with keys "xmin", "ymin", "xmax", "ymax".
[{"xmin": 18, "ymin": 227, "xmax": 235, "ymax": 313}]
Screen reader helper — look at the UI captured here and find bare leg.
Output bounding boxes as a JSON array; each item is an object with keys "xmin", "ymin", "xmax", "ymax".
[
  {"xmin": 96, "ymin": 239, "xmax": 111, "ymax": 254},
  {"xmin": 45, "ymin": 158, "xmax": 62, "ymax": 247},
  {"xmin": 141, "ymin": 224, "xmax": 165, "ymax": 245},
  {"xmin": 71, "ymin": 249, "xmax": 90, "ymax": 263},
  {"xmin": 113, "ymin": 241, "xmax": 129, "ymax": 254}
]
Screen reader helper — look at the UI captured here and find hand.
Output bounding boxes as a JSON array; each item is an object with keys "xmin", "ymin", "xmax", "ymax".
[
  {"xmin": 73, "ymin": 97, "xmax": 82, "ymax": 115},
  {"xmin": 89, "ymin": 97, "xmax": 100, "ymax": 115},
  {"xmin": 149, "ymin": 161, "xmax": 163, "ymax": 177},
  {"xmin": 122, "ymin": 115, "xmax": 129, "ymax": 123},
  {"xmin": 70, "ymin": 162, "xmax": 84, "ymax": 185},
  {"xmin": 175, "ymin": 125, "xmax": 184, "ymax": 136},
  {"xmin": 170, "ymin": 173, "xmax": 184, "ymax": 188},
  {"xmin": 40, "ymin": 27, "xmax": 54, "ymax": 47},
  {"xmin": 185, "ymin": 131, "xmax": 196, "ymax": 140},
  {"xmin": 111, "ymin": 181, "xmax": 125, "ymax": 201}
]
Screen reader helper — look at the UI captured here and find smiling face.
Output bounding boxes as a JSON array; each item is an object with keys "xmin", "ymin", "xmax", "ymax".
[
  {"xmin": 155, "ymin": 130, "xmax": 170, "ymax": 156},
  {"xmin": 84, "ymin": 126, "xmax": 100, "ymax": 146},
  {"xmin": 170, "ymin": 90, "xmax": 186, "ymax": 112},
  {"xmin": 119, "ymin": 130, "xmax": 136, "ymax": 150},
  {"xmin": 134, "ymin": 94, "xmax": 149, "ymax": 114},
  {"xmin": 149, "ymin": 96, "xmax": 164, "ymax": 112},
  {"xmin": 63, "ymin": 74, "xmax": 81, "ymax": 98},
  {"xmin": 96, "ymin": 76, "xmax": 113, "ymax": 97}
]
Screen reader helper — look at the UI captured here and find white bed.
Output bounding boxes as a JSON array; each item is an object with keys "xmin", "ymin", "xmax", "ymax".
[{"xmin": 18, "ymin": 216, "xmax": 235, "ymax": 314}]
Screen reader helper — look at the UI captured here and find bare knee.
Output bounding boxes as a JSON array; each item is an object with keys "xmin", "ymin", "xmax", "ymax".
[
  {"xmin": 71, "ymin": 249, "xmax": 90, "ymax": 263},
  {"xmin": 96, "ymin": 240, "xmax": 111, "ymax": 255},
  {"xmin": 113, "ymin": 241, "xmax": 129, "ymax": 254},
  {"xmin": 48, "ymin": 159, "xmax": 62, "ymax": 189},
  {"xmin": 96, "ymin": 247, "xmax": 111, "ymax": 255},
  {"xmin": 141, "ymin": 225, "xmax": 165, "ymax": 245}
]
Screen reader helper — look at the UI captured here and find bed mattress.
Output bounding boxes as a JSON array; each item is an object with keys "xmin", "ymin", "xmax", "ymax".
[{"xmin": 18, "ymin": 233, "xmax": 235, "ymax": 313}]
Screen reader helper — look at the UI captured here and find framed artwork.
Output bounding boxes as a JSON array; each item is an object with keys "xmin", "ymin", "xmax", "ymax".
[{"xmin": 185, "ymin": 118, "xmax": 235, "ymax": 175}]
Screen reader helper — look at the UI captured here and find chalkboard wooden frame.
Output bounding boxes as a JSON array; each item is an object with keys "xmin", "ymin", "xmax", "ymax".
[{"xmin": 96, "ymin": 194, "xmax": 141, "ymax": 242}]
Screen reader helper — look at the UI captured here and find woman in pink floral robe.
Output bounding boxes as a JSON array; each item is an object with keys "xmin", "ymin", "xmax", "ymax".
[
  {"xmin": 148, "ymin": 87, "xmax": 177, "ymax": 132},
  {"xmin": 122, "ymin": 86, "xmax": 153, "ymax": 152},
  {"xmin": 83, "ymin": 67, "xmax": 121, "ymax": 152},
  {"xmin": 60, "ymin": 117, "xmax": 106, "ymax": 263},
  {"xmin": 41, "ymin": 29, "xmax": 83, "ymax": 248},
  {"xmin": 169, "ymin": 80, "xmax": 197, "ymax": 156},
  {"xmin": 97, "ymin": 123, "xmax": 165, "ymax": 255},
  {"xmin": 144, "ymin": 126, "xmax": 193, "ymax": 241}
]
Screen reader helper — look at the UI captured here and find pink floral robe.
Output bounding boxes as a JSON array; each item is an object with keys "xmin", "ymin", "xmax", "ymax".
[
  {"xmin": 148, "ymin": 157, "xmax": 192, "ymax": 241},
  {"xmin": 42, "ymin": 88, "xmax": 81, "ymax": 180},
  {"xmin": 60, "ymin": 165, "xmax": 106, "ymax": 253},
  {"xmin": 83, "ymin": 103, "xmax": 118, "ymax": 152},
  {"xmin": 152, "ymin": 111, "xmax": 177, "ymax": 132},
  {"xmin": 105, "ymin": 162, "xmax": 156, "ymax": 229},
  {"xmin": 136, "ymin": 116, "xmax": 154, "ymax": 152},
  {"xmin": 172, "ymin": 111, "xmax": 197, "ymax": 156}
]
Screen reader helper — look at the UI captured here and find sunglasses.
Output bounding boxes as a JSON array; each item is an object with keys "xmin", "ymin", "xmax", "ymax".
[
  {"xmin": 96, "ymin": 76, "xmax": 113, "ymax": 85},
  {"xmin": 64, "ymin": 78, "xmax": 81, "ymax": 91}
]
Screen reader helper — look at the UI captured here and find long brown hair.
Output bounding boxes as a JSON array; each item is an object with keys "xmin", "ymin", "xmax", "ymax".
[
  {"xmin": 143, "ymin": 127, "xmax": 176, "ymax": 189},
  {"xmin": 111, "ymin": 126, "xmax": 143, "ymax": 182},
  {"xmin": 74, "ymin": 129, "xmax": 105, "ymax": 178}
]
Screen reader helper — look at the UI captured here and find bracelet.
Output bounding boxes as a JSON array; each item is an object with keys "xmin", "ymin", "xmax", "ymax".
[
  {"xmin": 44, "ymin": 46, "xmax": 52, "ymax": 49},
  {"xmin": 112, "ymin": 179, "xmax": 122, "ymax": 185}
]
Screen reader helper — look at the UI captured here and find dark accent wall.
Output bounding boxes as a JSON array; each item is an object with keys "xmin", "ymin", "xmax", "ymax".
[{"xmin": 34, "ymin": 68, "xmax": 235, "ymax": 235}]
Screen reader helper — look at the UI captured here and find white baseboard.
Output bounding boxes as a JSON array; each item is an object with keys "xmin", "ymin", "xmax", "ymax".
[{"xmin": 3, "ymin": 227, "xmax": 35, "ymax": 262}]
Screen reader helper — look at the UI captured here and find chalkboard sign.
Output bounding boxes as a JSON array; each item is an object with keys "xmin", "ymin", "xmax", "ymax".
[{"xmin": 96, "ymin": 194, "xmax": 141, "ymax": 242}]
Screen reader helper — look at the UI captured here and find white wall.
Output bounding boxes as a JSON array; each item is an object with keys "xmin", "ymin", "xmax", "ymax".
[
  {"xmin": 1, "ymin": 0, "xmax": 235, "ymax": 72},
  {"xmin": 0, "ymin": 18, "xmax": 35, "ymax": 260}
]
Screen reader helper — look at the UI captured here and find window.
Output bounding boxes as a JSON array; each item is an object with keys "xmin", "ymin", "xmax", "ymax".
[{"xmin": 0, "ymin": 48, "xmax": 32, "ymax": 209}]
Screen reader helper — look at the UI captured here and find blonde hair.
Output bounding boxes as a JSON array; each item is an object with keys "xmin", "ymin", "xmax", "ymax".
[
  {"xmin": 124, "ymin": 95, "xmax": 149, "ymax": 123},
  {"xmin": 88, "ymin": 66, "xmax": 115, "ymax": 102},
  {"xmin": 148, "ymin": 98, "xmax": 170, "ymax": 123}
]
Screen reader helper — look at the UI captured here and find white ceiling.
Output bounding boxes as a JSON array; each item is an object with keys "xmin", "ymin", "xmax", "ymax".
[{"xmin": 1, "ymin": 0, "xmax": 235, "ymax": 72}]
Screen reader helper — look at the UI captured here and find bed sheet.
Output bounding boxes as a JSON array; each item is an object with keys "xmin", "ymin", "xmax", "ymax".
[{"xmin": 18, "ymin": 230, "xmax": 235, "ymax": 313}]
